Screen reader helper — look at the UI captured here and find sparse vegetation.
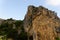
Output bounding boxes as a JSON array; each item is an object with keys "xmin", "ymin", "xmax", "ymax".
[
  {"xmin": 0, "ymin": 18, "xmax": 28, "ymax": 40},
  {"xmin": 56, "ymin": 37, "xmax": 60, "ymax": 40}
]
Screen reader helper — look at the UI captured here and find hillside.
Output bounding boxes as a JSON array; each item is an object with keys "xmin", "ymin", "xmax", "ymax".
[
  {"xmin": 0, "ymin": 6, "xmax": 60, "ymax": 40},
  {"xmin": 0, "ymin": 18, "xmax": 28, "ymax": 40}
]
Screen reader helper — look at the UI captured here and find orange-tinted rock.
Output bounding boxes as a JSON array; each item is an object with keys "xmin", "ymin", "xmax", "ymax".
[{"xmin": 24, "ymin": 5, "xmax": 60, "ymax": 40}]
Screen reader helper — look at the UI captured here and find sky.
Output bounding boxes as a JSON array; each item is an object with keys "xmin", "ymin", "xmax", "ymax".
[{"xmin": 0, "ymin": 0, "xmax": 60, "ymax": 20}]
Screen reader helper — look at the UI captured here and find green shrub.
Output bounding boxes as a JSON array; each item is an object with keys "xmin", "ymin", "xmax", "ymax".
[{"xmin": 56, "ymin": 37, "xmax": 60, "ymax": 40}]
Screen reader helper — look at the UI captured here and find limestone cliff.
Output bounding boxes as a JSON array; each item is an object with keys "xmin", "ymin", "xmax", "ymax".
[{"xmin": 24, "ymin": 5, "xmax": 60, "ymax": 40}]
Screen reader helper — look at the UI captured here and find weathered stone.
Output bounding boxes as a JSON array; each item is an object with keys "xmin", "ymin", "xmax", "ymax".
[{"xmin": 24, "ymin": 5, "xmax": 60, "ymax": 40}]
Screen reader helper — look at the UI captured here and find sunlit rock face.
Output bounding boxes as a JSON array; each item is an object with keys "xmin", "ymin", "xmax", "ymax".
[{"xmin": 24, "ymin": 5, "xmax": 60, "ymax": 40}]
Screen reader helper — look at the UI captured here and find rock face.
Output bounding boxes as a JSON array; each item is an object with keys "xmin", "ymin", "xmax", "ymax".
[{"xmin": 24, "ymin": 5, "xmax": 60, "ymax": 40}]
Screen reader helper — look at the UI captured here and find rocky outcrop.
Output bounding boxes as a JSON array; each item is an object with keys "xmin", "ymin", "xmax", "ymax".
[{"xmin": 24, "ymin": 5, "xmax": 60, "ymax": 40}]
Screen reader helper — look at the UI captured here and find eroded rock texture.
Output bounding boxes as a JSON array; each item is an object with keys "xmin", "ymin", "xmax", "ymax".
[{"xmin": 24, "ymin": 5, "xmax": 60, "ymax": 40}]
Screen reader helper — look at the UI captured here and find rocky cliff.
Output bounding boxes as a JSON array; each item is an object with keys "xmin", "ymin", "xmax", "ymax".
[{"xmin": 24, "ymin": 5, "xmax": 60, "ymax": 40}]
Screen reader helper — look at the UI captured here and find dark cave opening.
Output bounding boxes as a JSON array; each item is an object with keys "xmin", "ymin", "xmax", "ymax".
[{"xmin": 29, "ymin": 36, "xmax": 33, "ymax": 40}]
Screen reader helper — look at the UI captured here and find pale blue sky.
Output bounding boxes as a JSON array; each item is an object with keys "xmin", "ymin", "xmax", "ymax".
[{"xmin": 0, "ymin": 0, "xmax": 60, "ymax": 20}]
